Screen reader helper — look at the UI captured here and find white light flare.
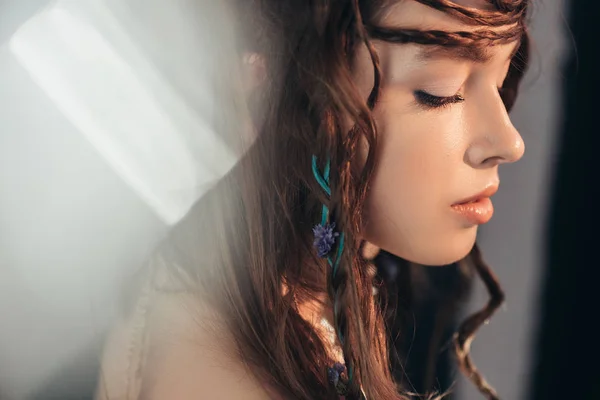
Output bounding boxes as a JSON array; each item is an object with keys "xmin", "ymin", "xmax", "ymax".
[{"xmin": 9, "ymin": 0, "xmax": 238, "ymax": 225}]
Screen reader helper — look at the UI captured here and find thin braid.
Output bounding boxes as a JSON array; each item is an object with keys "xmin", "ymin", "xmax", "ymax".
[
  {"xmin": 324, "ymin": 2, "xmax": 387, "ymax": 397},
  {"xmin": 366, "ymin": 26, "xmax": 524, "ymax": 47},
  {"xmin": 309, "ymin": 3, "xmax": 363, "ymax": 399},
  {"xmin": 305, "ymin": 9, "xmax": 362, "ymax": 396},
  {"xmin": 333, "ymin": 127, "xmax": 371, "ymax": 399},
  {"xmin": 413, "ymin": 0, "xmax": 526, "ymax": 26},
  {"xmin": 452, "ymin": 244, "xmax": 505, "ymax": 400},
  {"xmin": 310, "ymin": 16, "xmax": 366, "ymax": 396}
]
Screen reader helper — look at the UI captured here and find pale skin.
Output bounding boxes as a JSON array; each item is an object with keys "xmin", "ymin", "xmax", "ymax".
[{"xmin": 124, "ymin": 1, "xmax": 525, "ymax": 398}]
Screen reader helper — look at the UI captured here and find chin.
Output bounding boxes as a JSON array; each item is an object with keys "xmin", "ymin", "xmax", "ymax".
[{"xmin": 383, "ymin": 228, "xmax": 478, "ymax": 267}]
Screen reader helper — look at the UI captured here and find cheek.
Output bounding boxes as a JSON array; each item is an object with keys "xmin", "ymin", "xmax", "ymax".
[
  {"xmin": 361, "ymin": 102, "xmax": 476, "ymax": 265},
  {"xmin": 369, "ymin": 99, "xmax": 465, "ymax": 206}
]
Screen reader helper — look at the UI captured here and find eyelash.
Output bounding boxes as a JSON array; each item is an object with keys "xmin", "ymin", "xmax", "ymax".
[
  {"xmin": 414, "ymin": 90, "xmax": 465, "ymax": 110},
  {"xmin": 414, "ymin": 86, "xmax": 507, "ymax": 110}
]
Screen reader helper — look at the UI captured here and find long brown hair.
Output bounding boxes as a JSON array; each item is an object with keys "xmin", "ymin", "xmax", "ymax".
[{"xmin": 166, "ymin": 1, "xmax": 530, "ymax": 399}]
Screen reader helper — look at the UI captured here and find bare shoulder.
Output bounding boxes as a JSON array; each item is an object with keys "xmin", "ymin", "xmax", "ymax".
[
  {"xmin": 95, "ymin": 253, "xmax": 275, "ymax": 400},
  {"xmin": 138, "ymin": 290, "xmax": 273, "ymax": 400}
]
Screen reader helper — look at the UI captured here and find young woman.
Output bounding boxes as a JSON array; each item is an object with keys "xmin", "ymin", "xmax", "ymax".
[{"xmin": 97, "ymin": 0, "xmax": 530, "ymax": 399}]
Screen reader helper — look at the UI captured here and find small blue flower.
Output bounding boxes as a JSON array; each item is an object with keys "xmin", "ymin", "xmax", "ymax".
[
  {"xmin": 333, "ymin": 362, "xmax": 346, "ymax": 374},
  {"xmin": 327, "ymin": 363, "xmax": 348, "ymax": 394},
  {"xmin": 327, "ymin": 366, "xmax": 340, "ymax": 387},
  {"xmin": 313, "ymin": 223, "xmax": 339, "ymax": 258}
]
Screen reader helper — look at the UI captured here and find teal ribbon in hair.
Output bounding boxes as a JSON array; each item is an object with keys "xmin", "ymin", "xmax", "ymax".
[
  {"xmin": 312, "ymin": 155, "xmax": 360, "ymax": 397},
  {"xmin": 311, "ymin": 155, "xmax": 345, "ymax": 278}
]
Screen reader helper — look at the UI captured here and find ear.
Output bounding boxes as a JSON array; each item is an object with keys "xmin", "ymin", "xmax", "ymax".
[
  {"xmin": 238, "ymin": 52, "xmax": 267, "ymax": 151},
  {"xmin": 241, "ymin": 52, "xmax": 267, "ymax": 95}
]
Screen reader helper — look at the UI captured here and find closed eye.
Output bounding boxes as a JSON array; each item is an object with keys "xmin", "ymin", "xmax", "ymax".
[{"xmin": 414, "ymin": 90, "xmax": 465, "ymax": 110}]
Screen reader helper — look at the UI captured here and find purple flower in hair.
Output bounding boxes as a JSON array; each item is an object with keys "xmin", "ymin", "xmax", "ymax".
[
  {"xmin": 327, "ymin": 366, "xmax": 340, "ymax": 387},
  {"xmin": 327, "ymin": 362, "xmax": 348, "ymax": 393},
  {"xmin": 333, "ymin": 362, "xmax": 346, "ymax": 374},
  {"xmin": 313, "ymin": 223, "xmax": 339, "ymax": 258},
  {"xmin": 327, "ymin": 363, "xmax": 346, "ymax": 386}
]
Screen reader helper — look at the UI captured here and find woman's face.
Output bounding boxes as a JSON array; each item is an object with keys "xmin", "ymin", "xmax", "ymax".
[{"xmin": 357, "ymin": 0, "xmax": 524, "ymax": 266}]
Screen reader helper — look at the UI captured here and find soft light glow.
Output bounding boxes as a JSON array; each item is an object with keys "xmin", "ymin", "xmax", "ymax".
[{"xmin": 9, "ymin": 0, "xmax": 238, "ymax": 224}]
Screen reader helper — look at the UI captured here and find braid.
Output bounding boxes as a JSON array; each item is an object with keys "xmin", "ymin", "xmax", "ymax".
[
  {"xmin": 367, "ymin": 0, "xmax": 528, "ymax": 48},
  {"xmin": 333, "ymin": 129, "xmax": 367, "ymax": 398},
  {"xmin": 367, "ymin": 26, "xmax": 524, "ymax": 47},
  {"xmin": 317, "ymin": 2, "xmax": 387, "ymax": 397},
  {"xmin": 413, "ymin": 0, "xmax": 527, "ymax": 26}
]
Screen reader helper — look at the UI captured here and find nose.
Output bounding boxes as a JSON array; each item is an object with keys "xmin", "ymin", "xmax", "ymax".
[{"xmin": 464, "ymin": 88, "xmax": 525, "ymax": 168}]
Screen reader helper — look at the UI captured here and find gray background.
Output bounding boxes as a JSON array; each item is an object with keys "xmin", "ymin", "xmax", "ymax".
[
  {"xmin": 461, "ymin": 0, "xmax": 568, "ymax": 398},
  {"xmin": 0, "ymin": 0, "xmax": 568, "ymax": 398}
]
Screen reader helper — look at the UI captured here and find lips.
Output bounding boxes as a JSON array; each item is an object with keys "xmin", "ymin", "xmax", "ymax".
[
  {"xmin": 453, "ymin": 185, "xmax": 499, "ymax": 206},
  {"xmin": 451, "ymin": 184, "xmax": 499, "ymax": 225}
]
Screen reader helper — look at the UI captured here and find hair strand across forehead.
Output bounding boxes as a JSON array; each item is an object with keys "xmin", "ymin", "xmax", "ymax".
[{"xmin": 413, "ymin": 0, "xmax": 527, "ymax": 26}]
